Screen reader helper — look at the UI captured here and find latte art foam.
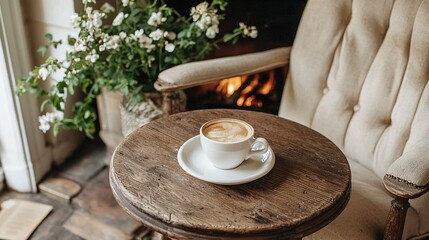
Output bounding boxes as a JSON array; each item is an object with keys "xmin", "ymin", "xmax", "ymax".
[{"xmin": 203, "ymin": 120, "xmax": 251, "ymax": 142}]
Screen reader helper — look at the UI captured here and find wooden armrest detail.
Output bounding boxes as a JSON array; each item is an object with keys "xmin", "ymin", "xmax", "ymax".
[{"xmin": 383, "ymin": 175, "xmax": 429, "ymax": 199}]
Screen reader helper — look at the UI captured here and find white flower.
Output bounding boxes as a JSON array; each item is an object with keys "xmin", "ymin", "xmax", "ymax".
[
  {"xmin": 135, "ymin": 34, "xmax": 155, "ymax": 51},
  {"xmin": 165, "ymin": 43, "xmax": 175, "ymax": 52},
  {"xmin": 105, "ymin": 35, "xmax": 121, "ymax": 50},
  {"xmin": 83, "ymin": 0, "xmax": 95, "ymax": 4},
  {"xmin": 99, "ymin": 32, "xmax": 108, "ymax": 42},
  {"xmin": 130, "ymin": 30, "xmax": 150, "ymax": 48},
  {"xmin": 196, "ymin": 14, "xmax": 211, "ymax": 30},
  {"xmin": 191, "ymin": 2, "xmax": 209, "ymax": 21},
  {"xmin": 60, "ymin": 102, "xmax": 65, "ymax": 110},
  {"xmin": 149, "ymin": 29, "xmax": 164, "ymax": 41},
  {"xmin": 195, "ymin": 13, "xmax": 219, "ymax": 33},
  {"xmin": 74, "ymin": 39, "xmax": 87, "ymax": 52},
  {"xmin": 70, "ymin": 14, "xmax": 81, "ymax": 28},
  {"xmin": 121, "ymin": 0, "xmax": 134, "ymax": 7},
  {"xmin": 39, "ymin": 109, "xmax": 64, "ymax": 133},
  {"xmin": 82, "ymin": 6, "xmax": 105, "ymax": 31},
  {"xmin": 112, "ymin": 12, "xmax": 125, "ymax": 26},
  {"xmin": 134, "ymin": 29, "xmax": 144, "ymax": 38},
  {"xmin": 85, "ymin": 50, "xmax": 99, "ymax": 63},
  {"xmin": 145, "ymin": 44, "xmax": 156, "ymax": 52},
  {"xmin": 119, "ymin": 32, "xmax": 127, "ymax": 39},
  {"xmin": 211, "ymin": 14, "xmax": 219, "ymax": 25},
  {"xmin": 38, "ymin": 111, "xmax": 64, "ymax": 133},
  {"xmin": 86, "ymin": 35, "xmax": 94, "ymax": 43},
  {"xmin": 38, "ymin": 67, "xmax": 50, "ymax": 80},
  {"xmin": 100, "ymin": 3, "xmax": 115, "ymax": 13},
  {"xmin": 45, "ymin": 112, "xmax": 55, "ymax": 122},
  {"xmin": 85, "ymin": 7, "xmax": 93, "ymax": 15},
  {"xmin": 205, "ymin": 25, "xmax": 218, "ymax": 39},
  {"xmin": 249, "ymin": 26, "xmax": 258, "ymax": 38},
  {"xmin": 90, "ymin": 54, "xmax": 98, "ymax": 63},
  {"xmin": 148, "ymin": 12, "xmax": 166, "ymax": 26},
  {"xmin": 62, "ymin": 61, "xmax": 71, "ymax": 69},
  {"xmin": 195, "ymin": 2, "xmax": 209, "ymax": 14},
  {"xmin": 54, "ymin": 111, "xmax": 64, "ymax": 121},
  {"xmin": 91, "ymin": 11, "xmax": 103, "ymax": 29},
  {"xmin": 38, "ymin": 115, "xmax": 51, "ymax": 133},
  {"xmin": 239, "ymin": 23, "xmax": 258, "ymax": 38}
]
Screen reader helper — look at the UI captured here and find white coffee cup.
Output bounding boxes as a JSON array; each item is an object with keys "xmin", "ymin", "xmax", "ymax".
[{"xmin": 200, "ymin": 118, "xmax": 270, "ymax": 169}]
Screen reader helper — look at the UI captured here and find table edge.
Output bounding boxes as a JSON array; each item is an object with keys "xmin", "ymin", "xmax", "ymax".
[{"xmin": 110, "ymin": 163, "xmax": 351, "ymax": 239}]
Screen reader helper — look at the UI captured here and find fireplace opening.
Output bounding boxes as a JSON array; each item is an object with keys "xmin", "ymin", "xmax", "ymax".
[
  {"xmin": 167, "ymin": 0, "xmax": 306, "ymax": 114},
  {"xmin": 185, "ymin": 67, "xmax": 287, "ymax": 115}
]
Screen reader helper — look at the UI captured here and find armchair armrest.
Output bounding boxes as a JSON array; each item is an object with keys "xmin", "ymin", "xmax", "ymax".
[
  {"xmin": 384, "ymin": 140, "xmax": 429, "ymax": 199},
  {"xmin": 155, "ymin": 47, "xmax": 291, "ymax": 92}
]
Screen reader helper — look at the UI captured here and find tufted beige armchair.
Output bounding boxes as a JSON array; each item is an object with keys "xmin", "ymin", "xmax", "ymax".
[{"xmin": 154, "ymin": 0, "xmax": 429, "ymax": 239}]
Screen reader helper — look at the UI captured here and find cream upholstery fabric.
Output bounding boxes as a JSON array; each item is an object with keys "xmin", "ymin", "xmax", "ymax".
[
  {"xmin": 387, "ymin": 140, "xmax": 429, "ymax": 187},
  {"xmin": 305, "ymin": 160, "xmax": 427, "ymax": 240},
  {"xmin": 279, "ymin": 0, "xmax": 429, "ymax": 239},
  {"xmin": 306, "ymin": 160, "xmax": 396, "ymax": 240}
]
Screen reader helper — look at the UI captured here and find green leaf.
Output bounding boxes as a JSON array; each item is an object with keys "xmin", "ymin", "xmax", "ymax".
[
  {"xmin": 53, "ymin": 123, "xmax": 60, "ymax": 136},
  {"xmin": 45, "ymin": 33, "xmax": 53, "ymax": 41},
  {"xmin": 84, "ymin": 110, "xmax": 90, "ymax": 119},
  {"xmin": 84, "ymin": 127, "xmax": 95, "ymax": 139},
  {"xmin": 52, "ymin": 40, "xmax": 62, "ymax": 48},
  {"xmin": 40, "ymin": 98, "xmax": 51, "ymax": 111},
  {"xmin": 37, "ymin": 45, "xmax": 49, "ymax": 57},
  {"xmin": 68, "ymin": 84, "xmax": 75, "ymax": 95},
  {"xmin": 177, "ymin": 30, "xmax": 187, "ymax": 39},
  {"xmin": 223, "ymin": 33, "xmax": 236, "ymax": 42},
  {"xmin": 52, "ymin": 95, "xmax": 60, "ymax": 109},
  {"xmin": 67, "ymin": 36, "xmax": 76, "ymax": 45},
  {"xmin": 164, "ymin": 56, "xmax": 173, "ymax": 63}
]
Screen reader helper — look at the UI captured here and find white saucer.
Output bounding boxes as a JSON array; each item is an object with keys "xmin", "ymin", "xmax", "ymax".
[{"xmin": 177, "ymin": 135, "xmax": 275, "ymax": 185}]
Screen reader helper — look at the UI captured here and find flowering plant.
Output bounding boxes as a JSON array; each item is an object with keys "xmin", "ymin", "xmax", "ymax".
[{"xmin": 16, "ymin": 0, "xmax": 257, "ymax": 137}]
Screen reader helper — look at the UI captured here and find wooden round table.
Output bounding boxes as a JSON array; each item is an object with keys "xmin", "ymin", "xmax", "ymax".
[{"xmin": 110, "ymin": 109, "xmax": 351, "ymax": 239}]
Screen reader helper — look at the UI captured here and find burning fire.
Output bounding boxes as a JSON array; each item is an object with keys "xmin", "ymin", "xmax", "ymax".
[
  {"xmin": 216, "ymin": 76, "xmax": 244, "ymax": 97},
  {"xmin": 215, "ymin": 71, "xmax": 275, "ymax": 107}
]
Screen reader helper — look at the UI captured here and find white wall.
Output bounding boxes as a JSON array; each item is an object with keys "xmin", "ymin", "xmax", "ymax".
[{"xmin": 22, "ymin": 0, "xmax": 84, "ymax": 165}]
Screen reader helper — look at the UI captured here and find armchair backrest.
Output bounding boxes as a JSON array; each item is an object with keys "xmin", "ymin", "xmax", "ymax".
[{"xmin": 279, "ymin": 0, "xmax": 429, "ymax": 178}]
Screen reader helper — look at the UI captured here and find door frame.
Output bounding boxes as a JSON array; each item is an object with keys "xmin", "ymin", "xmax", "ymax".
[{"xmin": 0, "ymin": 0, "xmax": 52, "ymax": 192}]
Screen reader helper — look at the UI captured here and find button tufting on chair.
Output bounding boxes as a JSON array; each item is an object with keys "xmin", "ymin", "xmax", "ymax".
[{"xmin": 323, "ymin": 87, "xmax": 329, "ymax": 94}]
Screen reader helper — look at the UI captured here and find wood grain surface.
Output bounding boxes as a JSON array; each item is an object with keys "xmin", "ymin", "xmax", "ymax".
[{"xmin": 110, "ymin": 109, "xmax": 351, "ymax": 239}]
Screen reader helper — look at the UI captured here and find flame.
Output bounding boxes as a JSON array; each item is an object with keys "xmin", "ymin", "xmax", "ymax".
[
  {"xmin": 258, "ymin": 71, "xmax": 275, "ymax": 95},
  {"xmin": 237, "ymin": 96, "xmax": 245, "ymax": 106},
  {"xmin": 242, "ymin": 75, "xmax": 259, "ymax": 95},
  {"xmin": 216, "ymin": 71, "xmax": 275, "ymax": 107},
  {"xmin": 215, "ymin": 76, "xmax": 245, "ymax": 97}
]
